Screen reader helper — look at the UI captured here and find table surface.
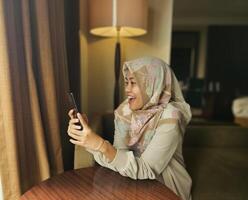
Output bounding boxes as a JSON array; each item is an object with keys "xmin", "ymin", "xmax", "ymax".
[{"xmin": 20, "ymin": 166, "xmax": 180, "ymax": 200}]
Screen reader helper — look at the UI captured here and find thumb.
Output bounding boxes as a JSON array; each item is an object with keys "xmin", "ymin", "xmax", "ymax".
[
  {"xmin": 82, "ymin": 113, "xmax": 89, "ymax": 125},
  {"xmin": 77, "ymin": 113, "xmax": 89, "ymax": 129}
]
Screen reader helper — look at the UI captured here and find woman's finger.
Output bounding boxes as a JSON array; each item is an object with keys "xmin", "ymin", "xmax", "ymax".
[
  {"xmin": 77, "ymin": 113, "xmax": 89, "ymax": 129},
  {"xmin": 69, "ymin": 139, "xmax": 82, "ymax": 146},
  {"xmin": 69, "ymin": 118, "xmax": 80, "ymax": 125},
  {"xmin": 70, "ymin": 124, "xmax": 82, "ymax": 130},
  {"xmin": 68, "ymin": 132, "xmax": 83, "ymax": 141},
  {"xmin": 82, "ymin": 113, "xmax": 89, "ymax": 124},
  {"xmin": 68, "ymin": 109, "xmax": 74, "ymax": 119},
  {"xmin": 68, "ymin": 129, "xmax": 82, "ymax": 136},
  {"xmin": 69, "ymin": 128, "xmax": 82, "ymax": 135}
]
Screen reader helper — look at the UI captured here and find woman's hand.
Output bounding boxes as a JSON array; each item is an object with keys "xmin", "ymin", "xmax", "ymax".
[{"xmin": 67, "ymin": 109, "xmax": 104, "ymax": 151}]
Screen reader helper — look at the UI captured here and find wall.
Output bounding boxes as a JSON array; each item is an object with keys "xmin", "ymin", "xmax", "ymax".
[
  {"xmin": 79, "ymin": 0, "xmax": 89, "ymax": 115},
  {"xmin": 80, "ymin": 0, "xmax": 174, "ymax": 117}
]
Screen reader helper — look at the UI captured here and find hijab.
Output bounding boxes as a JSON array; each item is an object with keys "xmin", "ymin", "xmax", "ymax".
[{"xmin": 114, "ymin": 56, "xmax": 191, "ymax": 155}]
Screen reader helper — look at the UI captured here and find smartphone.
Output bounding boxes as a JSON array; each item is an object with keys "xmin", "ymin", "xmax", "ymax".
[{"xmin": 68, "ymin": 92, "xmax": 83, "ymax": 130}]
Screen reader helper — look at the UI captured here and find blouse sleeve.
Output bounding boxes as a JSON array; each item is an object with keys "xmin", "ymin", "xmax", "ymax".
[
  {"xmin": 86, "ymin": 117, "xmax": 129, "ymax": 171},
  {"xmin": 90, "ymin": 118, "xmax": 180, "ymax": 180}
]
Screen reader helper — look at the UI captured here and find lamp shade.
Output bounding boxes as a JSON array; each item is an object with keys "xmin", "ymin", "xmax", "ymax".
[{"xmin": 88, "ymin": 0, "xmax": 148, "ymax": 37}]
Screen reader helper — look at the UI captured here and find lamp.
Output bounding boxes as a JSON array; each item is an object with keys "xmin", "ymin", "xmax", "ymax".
[{"xmin": 88, "ymin": 0, "xmax": 148, "ymax": 109}]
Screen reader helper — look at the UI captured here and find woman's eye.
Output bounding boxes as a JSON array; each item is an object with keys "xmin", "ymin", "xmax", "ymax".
[
  {"xmin": 131, "ymin": 82, "xmax": 136, "ymax": 85},
  {"xmin": 124, "ymin": 82, "xmax": 128, "ymax": 85}
]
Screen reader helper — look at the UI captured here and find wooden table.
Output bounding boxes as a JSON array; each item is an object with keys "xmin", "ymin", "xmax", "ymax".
[{"xmin": 20, "ymin": 166, "xmax": 180, "ymax": 200}]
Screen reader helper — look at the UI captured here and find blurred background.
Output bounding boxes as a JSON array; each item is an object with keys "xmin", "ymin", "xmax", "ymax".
[{"xmin": 79, "ymin": 0, "xmax": 248, "ymax": 123}]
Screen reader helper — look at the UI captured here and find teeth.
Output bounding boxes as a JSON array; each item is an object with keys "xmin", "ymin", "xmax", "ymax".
[{"xmin": 128, "ymin": 96, "xmax": 135, "ymax": 100}]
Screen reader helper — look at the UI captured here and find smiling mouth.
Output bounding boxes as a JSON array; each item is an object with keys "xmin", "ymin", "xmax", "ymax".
[{"xmin": 127, "ymin": 96, "xmax": 136, "ymax": 104}]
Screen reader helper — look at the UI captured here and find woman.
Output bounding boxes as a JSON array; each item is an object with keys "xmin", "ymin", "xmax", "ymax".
[{"xmin": 67, "ymin": 56, "xmax": 192, "ymax": 200}]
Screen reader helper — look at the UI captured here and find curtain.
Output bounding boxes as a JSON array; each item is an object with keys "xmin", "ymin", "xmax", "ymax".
[
  {"xmin": 0, "ymin": 0, "xmax": 72, "ymax": 199},
  {"xmin": 64, "ymin": 0, "xmax": 80, "ymax": 170}
]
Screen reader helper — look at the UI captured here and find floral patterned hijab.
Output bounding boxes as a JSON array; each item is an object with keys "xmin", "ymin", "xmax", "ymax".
[{"xmin": 114, "ymin": 56, "xmax": 191, "ymax": 155}]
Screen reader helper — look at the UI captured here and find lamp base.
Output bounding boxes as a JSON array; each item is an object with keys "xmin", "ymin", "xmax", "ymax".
[{"xmin": 114, "ymin": 42, "xmax": 121, "ymax": 109}]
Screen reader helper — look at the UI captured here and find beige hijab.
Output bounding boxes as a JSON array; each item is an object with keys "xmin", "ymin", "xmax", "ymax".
[{"xmin": 115, "ymin": 57, "xmax": 191, "ymax": 155}]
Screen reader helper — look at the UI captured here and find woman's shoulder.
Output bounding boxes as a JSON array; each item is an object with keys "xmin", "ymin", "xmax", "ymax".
[
  {"xmin": 154, "ymin": 103, "xmax": 181, "ymax": 131},
  {"xmin": 157, "ymin": 103, "xmax": 189, "ymax": 134},
  {"xmin": 160, "ymin": 103, "xmax": 181, "ymax": 121}
]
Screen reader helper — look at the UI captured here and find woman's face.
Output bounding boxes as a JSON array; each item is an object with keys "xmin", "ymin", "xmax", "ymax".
[{"xmin": 124, "ymin": 71, "xmax": 144, "ymax": 111}]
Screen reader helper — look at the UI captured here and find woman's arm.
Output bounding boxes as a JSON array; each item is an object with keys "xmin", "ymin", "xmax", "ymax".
[
  {"xmin": 67, "ymin": 110, "xmax": 180, "ymax": 179},
  {"xmin": 92, "ymin": 119, "xmax": 180, "ymax": 180},
  {"xmin": 98, "ymin": 140, "xmax": 117, "ymax": 162},
  {"xmin": 86, "ymin": 117, "xmax": 129, "ymax": 170},
  {"xmin": 98, "ymin": 116, "xmax": 132, "ymax": 161}
]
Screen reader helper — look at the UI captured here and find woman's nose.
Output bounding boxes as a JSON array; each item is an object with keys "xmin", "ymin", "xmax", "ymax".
[{"xmin": 125, "ymin": 83, "xmax": 131, "ymax": 92}]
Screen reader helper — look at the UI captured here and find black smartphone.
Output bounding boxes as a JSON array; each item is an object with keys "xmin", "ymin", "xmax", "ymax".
[{"xmin": 68, "ymin": 92, "xmax": 83, "ymax": 130}]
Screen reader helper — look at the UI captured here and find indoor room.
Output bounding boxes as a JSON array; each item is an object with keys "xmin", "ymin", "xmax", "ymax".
[{"xmin": 0, "ymin": 0, "xmax": 248, "ymax": 200}]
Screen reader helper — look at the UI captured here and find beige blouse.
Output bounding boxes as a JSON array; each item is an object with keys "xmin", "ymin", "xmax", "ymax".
[{"xmin": 87, "ymin": 108, "xmax": 192, "ymax": 200}]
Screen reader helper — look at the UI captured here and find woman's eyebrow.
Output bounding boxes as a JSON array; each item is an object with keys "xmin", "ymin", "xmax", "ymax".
[{"xmin": 125, "ymin": 77, "xmax": 135, "ymax": 81}]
